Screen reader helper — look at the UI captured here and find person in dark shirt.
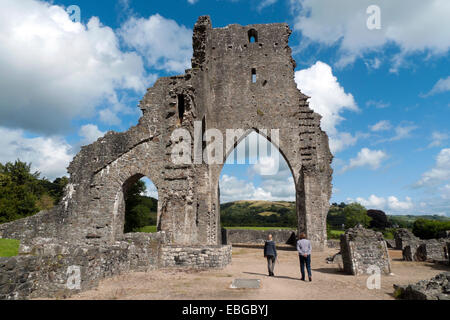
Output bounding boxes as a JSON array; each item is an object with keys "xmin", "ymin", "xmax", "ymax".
[{"xmin": 263, "ymin": 234, "xmax": 277, "ymax": 276}]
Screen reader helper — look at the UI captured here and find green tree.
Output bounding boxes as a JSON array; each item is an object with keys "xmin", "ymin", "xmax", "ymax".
[
  {"xmin": 0, "ymin": 160, "xmax": 40, "ymax": 223},
  {"xmin": 343, "ymin": 203, "xmax": 371, "ymax": 228}
]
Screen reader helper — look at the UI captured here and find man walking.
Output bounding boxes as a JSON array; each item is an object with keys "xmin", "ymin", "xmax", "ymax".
[
  {"xmin": 264, "ymin": 234, "xmax": 277, "ymax": 276},
  {"xmin": 297, "ymin": 233, "xmax": 312, "ymax": 281}
]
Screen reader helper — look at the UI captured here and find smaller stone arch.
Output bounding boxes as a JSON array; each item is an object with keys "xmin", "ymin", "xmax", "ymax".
[{"xmin": 111, "ymin": 173, "xmax": 160, "ymax": 240}]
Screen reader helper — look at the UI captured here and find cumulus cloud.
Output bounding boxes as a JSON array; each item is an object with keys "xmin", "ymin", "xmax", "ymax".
[
  {"xmin": 295, "ymin": 61, "xmax": 359, "ymax": 153},
  {"xmin": 342, "ymin": 148, "xmax": 388, "ymax": 172},
  {"xmin": 187, "ymin": 0, "xmax": 198, "ymax": 4},
  {"xmin": 119, "ymin": 14, "xmax": 193, "ymax": 73},
  {"xmin": 415, "ymin": 148, "xmax": 450, "ymax": 187},
  {"xmin": 0, "ymin": 0, "xmax": 149, "ymax": 134},
  {"xmin": 219, "ymin": 174, "xmax": 295, "ymax": 203},
  {"xmin": 0, "ymin": 127, "xmax": 73, "ymax": 180},
  {"xmin": 353, "ymin": 194, "xmax": 414, "ymax": 212},
  {"xmin": 370, "ymin": 120, "xmax": 392, "ymax": 132},
  {"xmin": 290, "ymin": 0, "xmax": 450, "ymax": 70}
]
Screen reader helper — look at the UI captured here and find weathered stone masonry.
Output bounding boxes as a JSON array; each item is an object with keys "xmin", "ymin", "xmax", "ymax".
[
  {"xmin": 0, "ymin": 15, "xmax": 333, "ymax": 249},
  {"xmin": 0, "ymin": 16, "xmax": 333, "ymax": 299}
]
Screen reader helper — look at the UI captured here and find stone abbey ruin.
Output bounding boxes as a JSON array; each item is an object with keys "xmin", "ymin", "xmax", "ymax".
[
  {"xmin": 0, "ymin": 16, "xmax": 449, "ymax": 301},
  {"xmin": 1, "ymin": 16, "xmax": 333, "ymax": 247},
  {"xmin": 0, "ymin": 16, "xmax": 333, "ymax": 299}
]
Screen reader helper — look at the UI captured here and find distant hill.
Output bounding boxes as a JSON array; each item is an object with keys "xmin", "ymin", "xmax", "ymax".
[
  {"xmin": 220, "ymin": 200, "xmax": 449, "ymax": 229},
  {"xmin": 220, "ymin": 200, "xmax": 296, "ymax": 227}
]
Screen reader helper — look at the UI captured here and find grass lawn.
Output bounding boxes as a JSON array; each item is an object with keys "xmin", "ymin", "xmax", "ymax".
[
  {"xmin": 224, "ymin": 226, "xmax": 295, "ymax": 231},
  {"xmin": 0, "ymin": 239, "xmax": 20, "ymax": 257},
  {"xmin": 328, "ymin": 229, "xmax": 345, "ymax": 239},
  {"xmin": 135, "ymin": 226, "xmax": 157, "ymax": 233}
]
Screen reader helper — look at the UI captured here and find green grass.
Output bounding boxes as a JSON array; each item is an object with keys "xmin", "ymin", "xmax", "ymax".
[
  {"xmin": 328, "ymin": 229, "xmax": 345, "ymax": 239},
  {"xmin": 0, "ymin": 239, "xmax": 20, "ymax": 257},
  {"xmin": 135, "ymin": 225, "xmax": 157, "ymax": 233},
  {"xmin": 224, "ymin": 226, "xmax": 295, "ymax": 231}
]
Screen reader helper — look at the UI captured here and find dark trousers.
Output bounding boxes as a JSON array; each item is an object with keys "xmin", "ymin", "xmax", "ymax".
[
  {"xmin": 299, "ymin": 254, "xmax": 311, "ymax": 279},
  {"xmin": 266, "ymin": 255, "xmax": 276, "ymax": 274}
]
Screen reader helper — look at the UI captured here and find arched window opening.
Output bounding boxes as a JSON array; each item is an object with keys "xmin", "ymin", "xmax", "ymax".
[
  {"xmin": 248, "ymin": 29, "xmax": 258, "ymax": 43},
  {"xmin": 252, "ymin": 68, "xmax": 257, "ymax": 83},
  {"xmin": 178, "ymin": 94, "xmax": 185, "ymax": 124},
  {"xmin": 219, "ymin": 131, "xmax": 296, "ymax": 231},
  {"xmin": 123, "ymin": 176, "xmax": 158, "ymax": 233}
]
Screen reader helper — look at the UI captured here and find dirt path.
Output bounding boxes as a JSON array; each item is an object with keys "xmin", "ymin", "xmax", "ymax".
[{"xmin": 67, "ymin": 247, "xmax": 449, "ymax": 300}]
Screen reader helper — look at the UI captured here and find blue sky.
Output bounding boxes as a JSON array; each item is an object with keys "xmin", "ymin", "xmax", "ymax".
[{"xmin": 0, "ymin": 0, "xmax": 449, "ymax": 216}]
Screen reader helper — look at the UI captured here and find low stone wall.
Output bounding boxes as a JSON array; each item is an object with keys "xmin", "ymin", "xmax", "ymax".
[
  {"xmin": 222, "ymin": 229, "xmax": 296, "ymax": 246},
  {"xmin": 160, "ymin": 245, "xmax": 232, "ymax": 269},
  {"xmin": 340, "ymin": 225, "xmax": 391, "ymax": 276},
  {"xmin": 394, "ymin": 228, "xmax": 419, "ymax": 250},
  {"xmin": 394, "ymin": 272, "xmax": 450, "ymax": 300},
  {"xmin": 0, "ymin": 233, "xmax": 232, "ymax": 300},
  {"xmin": 402, "ymin": 239, "xmax": 448, "ymax": 262}
]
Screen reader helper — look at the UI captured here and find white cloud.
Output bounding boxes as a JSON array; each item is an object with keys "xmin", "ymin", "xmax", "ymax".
[
  {"xmin": 370, "ymin": 120, "xmax": 392, "ymax": 132},
  {"xmin": 416, "ymin": 148, "xmax": 450, "ymax": 187},
  {"xmin": 258, "ymin": 0, "xmax": 278, "ymax": 11},
  {"xmin": 377, "ymin": 123, "xmax": 417, "ymax": 143},
  {"xmin": 366, "ymin": 100, "xmax": 390, "ymax": 109},
  {"xmin": 290, "ymin": 0, "xmax": 450, "ymax": 70},
  {"xmin": 428, "ymin": 131, "xmax": 449, "ymax": 148},
  {"xmin": 119, "ymin": 14, "xmax": 193, "ymax": 73},
  {"xmin": 78, "ymin": 124, "xmax": 105, "ymax": 146},
  {"xmin": 294, "ymin": 61, "xmax": 359, "ymax": 153},
  {"xmin": 441, "ymin": 184, "xmax": 450, "ymax": 200},
  {"xmin": 355, "ymin": 194, "xmax": 387, "ymax": 208},
  {"xmin": 219, "ymin": 171, "xmax": 296, "ymax": 203},
  {"xmin": 353, "ymin": 194, "xmax": 414, "ymax": 212},
  {"xmin": 0, "ymin": 127, "xmax": 73, "ymax": 180},
  {"xmin": 342, "ymin": 148, "xmax": 388, "ymax": 172},
  {"xmin": 388, "ymin": 196, "xmax": 414, "ymax": 211},
  {"xmin": 187, "ymin": 0, "xmax": 198, "ymax": 4},
  {"xmin": 0, "ymin": 0, "xmax": 149, "ymax": 134},
  {"xmin": 426, "ymin": 76, "xmax": 450, "ymax": 96}
]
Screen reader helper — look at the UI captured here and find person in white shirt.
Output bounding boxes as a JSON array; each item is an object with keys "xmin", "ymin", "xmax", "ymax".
[{"xmin": 296, "ymin": 232, "xmax": 312, "ymax": 281}]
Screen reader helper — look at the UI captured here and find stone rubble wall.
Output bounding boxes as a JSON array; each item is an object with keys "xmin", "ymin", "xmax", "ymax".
[
  {"xmin": 394, "ymin": 272, "xmax": 450, "ymax": 300},
  {"xmin": 160, "ymin": 245, "xmax": 232, "ymax": 269},
  {"xmin": 0, "ymin": 233, "xmax": 231, "ymax": 300},
  {"xmin": 222, "ymin": 229, "xmax": 296, "ymax": 246},
  {"xmin": 340, "ymin": 225, "xmax": 391, "ymax": 276},
  {"xmin": 394, "ymin": 228, "xmax": 419, "ymax": 250},
  {"xmin": 402, "ymin": 239, "xmax": 448, "ymax": 262}
]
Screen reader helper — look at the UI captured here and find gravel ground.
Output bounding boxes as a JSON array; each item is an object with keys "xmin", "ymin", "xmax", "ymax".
[{"xmin": 65, "ymin": 247, "xmax": 449, "ymax": 300}]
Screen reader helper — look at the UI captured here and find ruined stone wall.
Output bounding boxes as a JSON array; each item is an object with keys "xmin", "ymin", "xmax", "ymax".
[
  {"xmin": 160, "ymin": 245, "xmax": 232, "ymax": 269},
  {"xmin": 340, "ymin": 226, "xmax": 391, "ymax": 276},
  {"xmin": 402, "ymin": 239, "xmax": 448, "ymax": 262},
  {"xmin": 394, "ymin": 228, "xmax": 419, "ymax": 250},
  {"xmin": 0, "ymin": 233, "xmax": 232, "ymax": 300},
  {"xmin": 222, "ymin": 229, "xmax": 295, "ymax": 245}
]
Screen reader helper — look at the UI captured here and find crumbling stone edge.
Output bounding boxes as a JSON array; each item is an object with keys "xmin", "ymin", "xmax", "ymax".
[{"xmin": 0, "ymin": 233, "xmax": 232, "ymax": 300}]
